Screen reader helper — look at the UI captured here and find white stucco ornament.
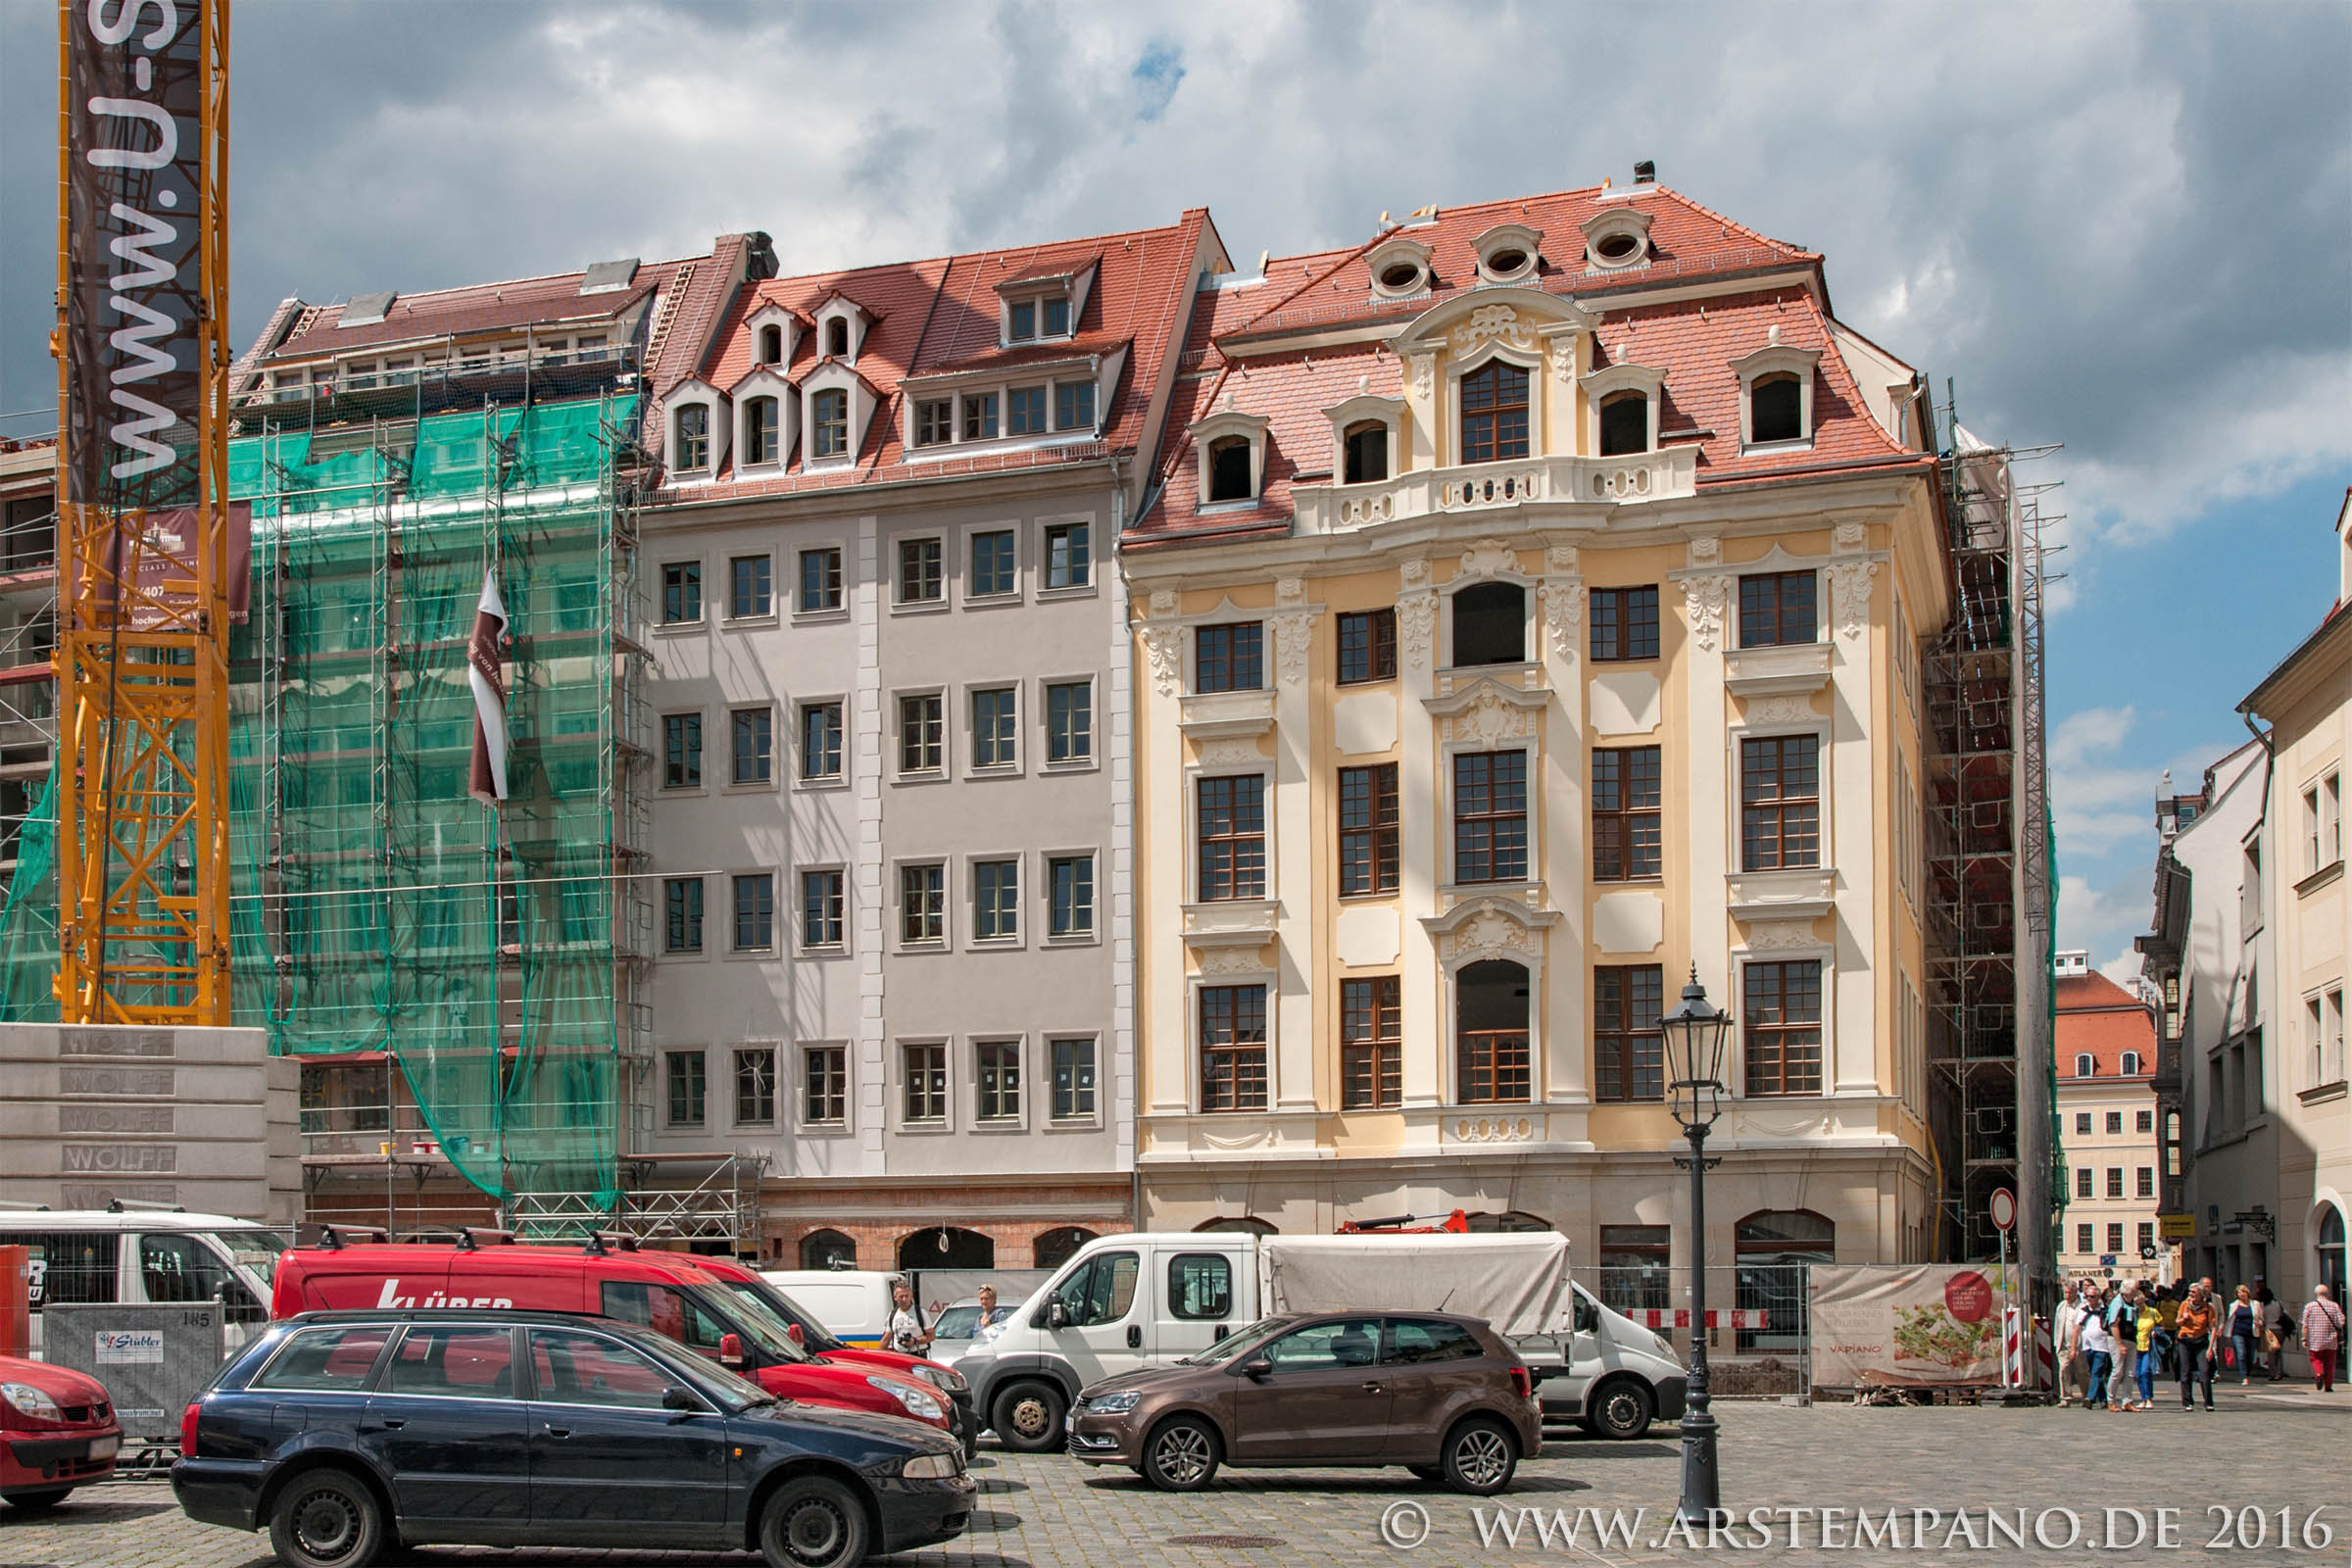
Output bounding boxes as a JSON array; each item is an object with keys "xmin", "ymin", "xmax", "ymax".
[
  {"xmin": 1833, "ymin": 520, "xmax": 1868, "ymax": 555},
  {"xmin": 1683, "ymin": 574, "xmax": 1730, "ymax": 653},
  {"xmin": 1458, "ymin": 539, "xmax": 1519, "ymax": 580},
  {"xmin": 1449, "ymin": 906, "xmax": 1542, "ymax": 963},
  {"xmin": 1446, "ymin": 686, "xmax": 1537, "ymax": 747},
  {"xmin": 1742, "ymin": 918, "xmax": 1821, "ymax": 953},
  {"xmin": 1538, "ymin": 578, "xmax": 1586, "ymax": 662},
  {"xmin": 1272, "ymin": 611, "xmax": 1315, "ymax": 684},
  {"xmin": 1141, "ymin": 622, "xmax": 1186, "ymax": 696},
  {"xmin": 1545, "ymin": 544, "xmax": 1580, "ymax": 575},
  {"xmin": 1744, "ymin": 694, "xmax": 1817, "ymax": 727},
  {"xmin": 1449, "ymin": 304, "xmax": 1536, "ymax": 356},
  {"xmin": 1828, "ymin": 559, "xmax": 1879, "ymax": 639},
  {"xmin": 1397, "ymin": 595, "xmax": 1436, "ymax": 665}
]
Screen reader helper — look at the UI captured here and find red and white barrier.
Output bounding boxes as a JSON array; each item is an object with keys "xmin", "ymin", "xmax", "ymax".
[
  {"xmin": 2033, "ymin": 1315, "xmax": 2055, "ymax": 1390},
  {"xmin": 2000, "ymin": 1305, "xmax": 2025, "ymax": 1388},
  {"xmin": 1623, "ymin": 1308, "xmax": 1769, "ymax": 1330}
]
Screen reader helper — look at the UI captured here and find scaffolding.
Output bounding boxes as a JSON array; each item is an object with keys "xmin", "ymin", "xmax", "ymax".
[
  {"xmin": 1922, "ymin": 388, "xmax": 2062, "ymax": 1294},
  {"xmin": 0, "ymin": 365, "xmax": 660, "ymax": 1230}
]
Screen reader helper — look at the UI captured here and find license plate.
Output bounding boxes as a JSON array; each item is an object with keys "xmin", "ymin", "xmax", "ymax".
[{"xmin": 88, "ymin": 1435, "xmax": 120, "ymax": 1459}]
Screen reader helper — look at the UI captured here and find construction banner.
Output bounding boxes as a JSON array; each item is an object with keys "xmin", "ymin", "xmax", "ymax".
[
  {"xmin": 1807, "ymin": 1262, "xmax": 2020, "ymax": 1387},
  {"xmin": 62, "ymin": 0, "xmax": 213, "ymax": 512}
]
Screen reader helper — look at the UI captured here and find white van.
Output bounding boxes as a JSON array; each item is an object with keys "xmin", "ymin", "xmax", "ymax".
[
  {"xmin": 759, "ymin": 1269, "xmax": 906, "ymax": 1350},
  {"xmin": 952, "ymin": 1231, "xmax": 1686, "ymax": 1450},
  {"xmin": 0, "ymin": 1208, "xmax": 287, "ymax": 1357}
]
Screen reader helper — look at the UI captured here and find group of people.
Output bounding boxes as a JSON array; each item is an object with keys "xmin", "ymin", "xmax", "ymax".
[{"xmin": 2056, "ymin": 1276, "xmax": 2345, "ymax": 1409}]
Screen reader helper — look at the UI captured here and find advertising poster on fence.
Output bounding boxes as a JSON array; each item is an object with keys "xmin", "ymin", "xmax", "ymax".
[{"xmin": 1808, "ymin": 1262, "xmax": 2019, "ymax": 1387}]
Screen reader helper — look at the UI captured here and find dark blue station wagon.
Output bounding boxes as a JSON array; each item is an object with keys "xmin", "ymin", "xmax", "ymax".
[{"xmin": 172, "ymin": 1309, "xmax": 973, "ymax": 1568}]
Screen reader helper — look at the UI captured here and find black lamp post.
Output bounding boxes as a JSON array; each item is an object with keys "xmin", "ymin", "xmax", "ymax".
[{"xmin": 1661, "ymin": 964, "xmax": 1732, "ymax": 1527}]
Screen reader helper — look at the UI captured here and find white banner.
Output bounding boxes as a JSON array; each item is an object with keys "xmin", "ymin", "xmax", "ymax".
[{"xmin": 1807, "ymin": 1262, "xmax": 2019, "ymax": 1386}]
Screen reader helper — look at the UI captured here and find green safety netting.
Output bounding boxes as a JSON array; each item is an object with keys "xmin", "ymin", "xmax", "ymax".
[
  {"xmin": 0, "ymin": 773, "xmax": 58, "ymax": 1021},
  {"xmin": 2, "ymin": 394, "xmax": 637, "ymax": 1210}
]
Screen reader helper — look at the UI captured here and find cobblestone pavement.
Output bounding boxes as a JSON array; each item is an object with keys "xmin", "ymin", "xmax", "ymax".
[{"xmin": 6, "ymin": 1383, "xmax": 2346, "ymax": 1567}]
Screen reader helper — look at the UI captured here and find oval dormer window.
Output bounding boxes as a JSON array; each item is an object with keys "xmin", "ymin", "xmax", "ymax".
[
  {"xmin": 1379, "ymin": 262, "xmax": 1424, "ymax": 292},
  {"xmin": 1595, "ymin": 232, "xmax": 1642, "ymax": 264},
  {"xmin": 1486, "ymin": 249, "xmax": 1528, "ymax": 275}
]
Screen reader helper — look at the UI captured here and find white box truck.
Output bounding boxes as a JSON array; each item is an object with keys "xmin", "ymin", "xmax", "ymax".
[{"xmin": 954, "ymin": 1230, "xmax": 1686, "ymax": 1450}]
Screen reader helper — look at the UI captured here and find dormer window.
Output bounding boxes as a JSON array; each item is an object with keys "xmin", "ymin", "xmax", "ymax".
[
  {"xmin": 1732, "ymin": 337, "xmax": 1822, "ymax": 449},
  {"xmin": 1460, "ymin": 363, "xmax": 1530, "ymax": 464},
  {"xmin": 810, "ymin": 389, "xmax": 849, "ymax": 458},
  {"xmin": 1581, "ymin": 207, "xmax": 1654, "ymax": 271},
  {"xmin": 1473, "ymin": 223, "xmax": 1543, "ymax": 285},
  {"xmin": 759, "ymin": 324, "xmax": 784, "ymax": 366},
  {"xmin": 1366, "ymin": 234, "xmax": 1434, "ymax": 300},
  {"xmin": 915, "ymin": 399, "xmax": 954, "ymax": 447},
  {"xmin": 745, "ymin": 396, "xmax": 780, "ymax": 466},
  {"xmin": 825, "ymin": 318, "xmax": 849, "ymax": 358},
  {"xmin": 962, "ymin": 393, "xmax": 999, "ymax": 440},
  {"xmin": 1582, "ymin": 362, "xmax": 1665, "ymax": 458},
  {"xmin": 674, "ymin": 405, "xmax": 710, "ymax": 472},
  {"xmin": 1208, "ymin": 438, "xmax": 1252, "ymax": 502},
  {"xmin": 1008, "ymin": 294, "xmax": 1071, "ymax": 343},
  {"xmin": 1344, "ymin": 422, "xmax": 1388, "ymax": 483}
]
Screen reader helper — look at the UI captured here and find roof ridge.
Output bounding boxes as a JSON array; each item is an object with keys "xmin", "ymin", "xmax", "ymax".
[
  {"xmin": 326, "ymin": 250, "xmax": 703, "ymax": 310},
  {"xmin": 754, "ymin": 216, "xmax": 1195, "ymax": 298},
  {"xmin": 1651, "ymin": 183, "xmax": 1814, "ymax": 259}
]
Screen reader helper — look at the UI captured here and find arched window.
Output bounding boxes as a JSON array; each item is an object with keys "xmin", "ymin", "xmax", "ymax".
[
  {"xmin": 1193, "ymin": 1215, "xmax": 1276, "ymax": 1236},
  {"xmin": 744, "ymin": 396, "xmax": 779, "ymax": 466},
  {"xmin": 1735, "ymin": 1209, "xmax": 1835, "ymax": 1352},
  {"xmin": 898, "ymin": 1226, "xmax": 996, "ymax": 1270},
  {"xmin": 1598, "ymin": 391, "xmax": 1648, "ymax": 457},
  {"xmin": 825, "ymin": 317, "xmax": 850, "ymax": 358},
  {"xmin": 1464, "ymin": 1210, "xmax": 1550, "ymax": 1233},
  {"xmin": 2076, "ymin": 1054, "xmax": 2096, "ymax": 1078},
  {"xmin": 2121, "ymin": 1052, "xmax": 2141, "ymax": 1076},
  {"xmin": 1451, "ymin": 581, "xmax": 1526, "ymax": 666},
  {"xmin": 810, "ymin": 388, "xmax": 849, "ymax": 459},
  {"xmin": 1343, "ymin": 421, "xmax": 1388, "ymax": 484},
  {"xmin": 1457, "ymin": 958, "xmax": 1531, "ymax": 1103},
  {"xmin": 1032, "ymin": 1226, "xmax": 1098, "ymax": 1268},
  {"xmin": 759, "ymin": 323, "xmax": 784, "ymax": 366},
  {"xmin": 1749, "ymin": 372, "xmax": 1803, "ymax": 443},
  {"xmin": 673, "ymin": 404, "xmax": 710, "ymax": 472},
  {"xmin": 1460, "ymin": 362, "xmax": 1530, "ymax": 464},
  {"xmin": 1207, "ymin": 436, "xmax": 1254, "ymax": 503},
  {"xmin": 2316, "ymin": 1205, "xmax": 2347, "ymax": 1302},
  {"xmin": 799, "ymin": 1228, "xmax": 857, "ymax": 1270}
]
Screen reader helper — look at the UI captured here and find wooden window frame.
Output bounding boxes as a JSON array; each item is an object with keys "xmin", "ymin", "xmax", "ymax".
[
  {"xmin": 1197, "ymin": 775, "xmax": 1267, "ymax": 902},
  {"xmin": 900, "ymin": 862, "xmax": 945, "ymax": 945},
  {"xmin": 1589, "ymin": 585, "xmax": 1658, "ymax": 662},
  {"xmin": 1592, "ymin": 746, "xmax": 1663, "ymax": 881},
  {"xmin": 1593, "ymin": 964, "xmax": 1665, "ymax": 1102},
  {"xmin": 903, "ymin": 1042, "xmax": 947, "ymax": 1124},
  {"xmin": 1452, "ymin": 750, "xmax": 1529, "ymax": 885},
  {"xmin": 1743, "ymin": 959, "xmax": 1824, "ymax": 1097},
  {"xmin": 1337, "ymin": 609, "xmax": 1397, "ymax": 685},
  {"xmin": 1338, "ymin": 763, "xmax": 1399, "ymax": 897},
  {"xmin": 1195, "ymin": 621, "xmax": 1263, "ymax": 693},
  {"xmin": 1341, "ymin": 975, "xmax": 1401, "ymax": 1110},
  {"xmin": 1738, "ymin": 570, "xmax": 1817, "ymax": 649},
  {"xmin": 1740, "ymin": 734, "xmax": 1821, "ymax": 870},
  {"xmin": 1199, "ymin": 984, "xmax": 1268, "ymax": 1112},
  {"xmin": 1459, "ymin": 361, "xmax": 1531, "ymax": 464}
]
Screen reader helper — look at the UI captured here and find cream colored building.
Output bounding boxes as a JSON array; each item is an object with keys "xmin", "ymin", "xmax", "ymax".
[
  {"xmin": 2240, "ymin": 489, "xmax": 2352, "ymax": 1305},
  {"xmin": 1120, "ymin": 177, "xmax": 1956, "ymax": 1295},
  {"xmin": 2052, "ymin": 956, "xmax": 2164, "ymax": 1283}
]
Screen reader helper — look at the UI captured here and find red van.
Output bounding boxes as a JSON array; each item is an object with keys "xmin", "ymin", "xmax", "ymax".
[
  {"xmin": 687, "ymin": 1255, "xmax": 976, "ymax": 1455},
  {"xmin": 270, "ymin": 1233, "xmax": 954, "ymax": 1438}
]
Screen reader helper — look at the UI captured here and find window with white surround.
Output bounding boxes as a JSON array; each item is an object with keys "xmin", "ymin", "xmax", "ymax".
[
  {"xmin": 1732, "ymin": 335, "xmax": 1821, "ymax": 448},
  {"xmin": 745, "ymin": 303, "xmax": 801, "ymax": 370},
  {"xmin": 2306, "ymin": 773, "xmax": 2341, "ymax": 874},
  {"xmin": 1471, "ymin": 222, "xmax": 1542, "ymax": 285},
  {"xmin": 1365, "ymin": 233, "xmax": 1433, "ymax": 299},
  {"xmin": 1582, "ymin": 363, "xmax": 1665, "ymax": 456},
  {"xmin": 1324, "ymin": 393, "xmax": 1402, "ymax": 485},
  {"xmin": 1192, "ymin": 405, "xmax": 1270, "ymax": 506},
  {"xmin": 1580, "ymin": 205, "xmax": 1653, "ymax": 270},
  {"xmin": 673, "ymin": 403, "xmax": 711, "ymax": 472}
]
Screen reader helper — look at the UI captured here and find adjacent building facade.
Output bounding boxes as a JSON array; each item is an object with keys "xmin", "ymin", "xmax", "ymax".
[
  {"xmin": 1119, "ymin": 175, "xmax": 1960, "ymax": 1300},
  {"xmin": 2052, "ymin": 955, "xmax": 2162, "ymax": 1283}
]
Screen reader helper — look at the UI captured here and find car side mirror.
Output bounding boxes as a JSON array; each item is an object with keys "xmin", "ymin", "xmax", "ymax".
[
  {"xmin": 1241, "ymin": 1358, "xmax": 1273, "ymax": 1381},
  {"xmin": 1575, "ymin": 1299, "xmax": 1599, "ymax": 1334},
  {"xmin": 1046, "ymin": 1300, "xmax": 1069, "ymax": 1330},
  {"xmin": 718, "ymin": 1333, "xmax": 745, "ymax": 1368},
  {"xmin": 787, "ymin": 1323, "xmax": 803, "ymax": 1346},
  {"xmin": 662, "ymin": 1386, "xmax": 702, "ymax": 1414}
]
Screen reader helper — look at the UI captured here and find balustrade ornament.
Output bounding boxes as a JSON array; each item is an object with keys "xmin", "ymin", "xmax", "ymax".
[
  {"xmin": 1683, "ymin": 574, "xmax": 1731, "ymax": 654},
  {"xmin": 1453, "ymin": 1116, "xmax": 1537, "ymax": 1144}
]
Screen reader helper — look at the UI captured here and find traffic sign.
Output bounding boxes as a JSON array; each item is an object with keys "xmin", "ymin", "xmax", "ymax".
[
  {"xmin": 2158, "ymin": 1212, "xmax": 2194, "ymax": 1240},
  {"xmin": 1988, "ymin": 1187, "xmax": 2017, "ymax": 1232}
]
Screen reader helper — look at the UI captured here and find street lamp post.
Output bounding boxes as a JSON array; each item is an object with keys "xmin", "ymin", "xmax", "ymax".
[{"xmin": 1661, "ymin": 964, "xmax": 1733, "ymax": 1528}]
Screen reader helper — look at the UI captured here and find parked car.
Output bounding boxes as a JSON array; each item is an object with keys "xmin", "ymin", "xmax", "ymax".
[
  {"xmin": 172, "ymin": 1308, "xmax": 973, "ymax": 1568},
  {"xmin": 0, "ymin": 1208, "xmax": 285, "ymax": 1355},
  {"xmin": 691, "ymin": 1257, "xmax": 975, "ymax": 1455},
  {"xmin": 272, "ymin": 1234, "xmax": 956, "ymax": 1440},
  {"xmin": 1065, "ymin": 1310, "xmax": 1542, "ymax": 1494},
  {"xmin": 0, "ymin": 1351, "xmax": 121, "ymax": 1511}
]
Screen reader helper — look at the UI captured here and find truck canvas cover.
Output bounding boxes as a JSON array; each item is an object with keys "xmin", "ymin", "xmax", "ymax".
[{"xmin": 1256, "ymin": 1234, "xmax": 1574, "ymax": 1337}]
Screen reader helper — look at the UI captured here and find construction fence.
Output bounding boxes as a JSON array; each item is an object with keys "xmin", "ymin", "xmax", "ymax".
[{"xmin": 0, "ymin": 390, "xmax": 649, "ymax": 1218}]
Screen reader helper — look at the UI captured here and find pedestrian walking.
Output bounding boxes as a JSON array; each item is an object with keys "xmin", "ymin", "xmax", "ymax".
[
  {"xmin": 2103, "ymin": 1286, "xmax": 2136, "ymax": 1409},
  {"xmin": 2301, "ymin": 1285, "xmax": 2345, "ymax": 1393},
  {"xmin": 2132, "ymin": 1289, "xmax": 2162, "ymax": 1408},
  {"xmin": 2057, "ymin": 1282, "xmax": 2088, "ymax": 1405},
  {"xmin": 2260, "ymin": 1287, "xmax": 2293, "ymax": 1383},
  {"xmin": 2175, "ymin": 1281, "xmax": 2218, "ymax": 1409},
  {"xmin": 2227, "ymin": 1284, "xmax": 2260, "ymax": 1386},
  {"xmin": 2081, "ymin": 1296, "xmax": 2116, "ymax": 1413}
]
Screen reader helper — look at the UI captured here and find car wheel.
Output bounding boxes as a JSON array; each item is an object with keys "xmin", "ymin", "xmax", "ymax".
[
  {"xmin": 2, "ymin": 1488, "xmax": 73, "ymax": 1512},
  {"xmin": 268, "ymin": 1468, "xmax": 385, "ymax": 1568},
  {"xmin": 990, "ymin": 1381, "xmax": 1066, "ymax": 1453},
  {"xmin": 759, "ymin": 1476, "xmax": 870, "ymax": 1568},
  {"xmin": 1582, "ymin": 1378, "xmax": 1655, "ymax": 1441},
  {"xmin": 1441, "ymin": 1416, "xmax": 1518, "ymax": 1495},
  {"xmin": 1140, "ymin": 1416, "xmax": 1220, "ymax": 1492}
]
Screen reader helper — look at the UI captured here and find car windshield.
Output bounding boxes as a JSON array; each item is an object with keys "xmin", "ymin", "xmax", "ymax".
[
  {"xmin": 1179, "ymin": 1317, "xmax": 1292, "ymax": 1365},
  {"xmin": 932, "ymin": 1304, "xmax": 981, "ymax": 1341},
  {"xmin": 709, "ymin": 1283, "xmax": 811, "ymax": 1363}
]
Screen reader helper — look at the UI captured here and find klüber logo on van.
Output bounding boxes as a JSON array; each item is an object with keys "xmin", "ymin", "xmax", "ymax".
[{"xmin": 374, "ymin": 1280, "xmax": 514, "ymax": 1310}]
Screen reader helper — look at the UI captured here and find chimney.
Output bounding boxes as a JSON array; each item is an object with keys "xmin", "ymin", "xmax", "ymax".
[{"xmin": 1633, "ymin": 160, "xmax": 1656, "ymax": 184}]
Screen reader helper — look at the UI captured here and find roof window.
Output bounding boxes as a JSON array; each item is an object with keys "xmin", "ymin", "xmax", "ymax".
[
  {"xmin": 1472, "ymin": 223, "xmax": 1543, "ymax": 285},
  {"xmin": 1189, "ymin": 403, "xmax": 1271, "ymax": 508},
  {"xmin": 1731, "ymin": 333, "xmax": 1822, "ymax": 449},
  {"xmin": 1366, "ymin": 235, "xmax": 1434, "ymax": 301},
  {"xmin": 1580, "ymin": 207, "xmax": 1654, "ymax": 271}
]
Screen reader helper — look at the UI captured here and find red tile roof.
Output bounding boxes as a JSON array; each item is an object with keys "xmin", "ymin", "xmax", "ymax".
[
  {"xmin": 2057, "ymin": 972, "xmax": 2158, "ymax": 1079},
  {"xmin": 260, "ymin": 255, "xmax": 705, "ymax": 362},
  {"xmin": 1132, "ymin": 182, "xmax": 1922, "ymax": 542},
  {"xmin": 650, "ymin": 212, "xmax": 1210, "ymax": 499}
]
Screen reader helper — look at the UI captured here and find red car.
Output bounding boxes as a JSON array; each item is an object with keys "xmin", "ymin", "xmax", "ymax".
[
  {"xmin": 2, "ymin": 1353, "xmax": 121, "ymax": 1512},
  {"xmin": 271, "ymin": 1233, "xmax": 956, "ymax": 1440}
]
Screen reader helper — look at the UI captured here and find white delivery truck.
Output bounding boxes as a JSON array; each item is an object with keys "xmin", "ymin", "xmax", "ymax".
[
  {"xmin": 0, "ymin": 1208, "xmax": 286, "ymax": 1357},
  {"xmin": 954, "ymin": 1230, "xmax": 1686, "ymax": 1450}
]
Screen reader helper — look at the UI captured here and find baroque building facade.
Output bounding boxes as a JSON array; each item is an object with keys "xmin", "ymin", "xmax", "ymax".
[{"xmin": 1121, "ymin": 176, "xmax": 1950, "ymax": 1297}]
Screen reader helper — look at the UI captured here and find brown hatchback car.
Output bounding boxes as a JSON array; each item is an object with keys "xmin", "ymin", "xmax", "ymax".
[{"xmin": 1065, "ymin": 1311, "xmax": 1544, "ymax": 1494}]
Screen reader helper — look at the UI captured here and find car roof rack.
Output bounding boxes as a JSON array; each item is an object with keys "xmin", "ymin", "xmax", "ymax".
[
  {"xmin": 455, "ymin": 1227, "xmax": 519, "ymax": 1251},
  {"xmin": 581, "ymin": 1230, "xmax": 639, "ymax": 1256},
  {"xmin": 315, "ymin": 1224, "xmax": 391, "ymax": 1250}
]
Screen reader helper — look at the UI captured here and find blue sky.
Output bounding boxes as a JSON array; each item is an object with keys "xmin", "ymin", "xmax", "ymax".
[{"xmin": 2, "ymin": 0, "xmax": 2345, "ymax": 977}]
